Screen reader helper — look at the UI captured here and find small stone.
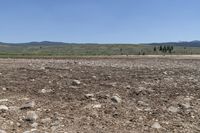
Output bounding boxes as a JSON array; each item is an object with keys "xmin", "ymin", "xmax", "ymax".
[
  {"xmin": 91, "ymin": 98, "xmax": 96, "ymax": 101},
  {"xmin": 2, "ymin": 87, "xmax": 7, "ymax": 91},
  {"xmin": 179, "ymin": 102, "xmax": 191, "ymax": 109},
  {"xmin": 40, "ymin": 89, "xmax": 52, "ymax": 94},
  {"xmin": 163, "ymin": 71, "xmax": 168, "ymax": 75},
  {"xmin": 111, "ymin": 95, "xmax": 122, "ymax": 103},
  {"xmin": 92, "ymin": 76, "xmax": 97, "ymax": 79},
  {"xmin": 31, "ymin": 122, "xmax": 38, "ymax": 128},
  {"xmin": 151, "ymin": 122, "xmax": 162, "ymax": 129},
  {"xmin": 138, "ymin": 101, "xmax": 149, "ymax": 106},
  {"xmin": 17, "ymin": 122, "xmax": 21, "ymax": 127},
  {"xmin": 0, "ymin": 129, "xmax": 6, "ymax": 133},
  {"xmin": 41, "ymin": 118, "xmax": 51, "ymax": 124},
  {"xmin": 0, "ymin": 105, "xmax": 8, "ymax": 111},
  {"xmin": 25, "ymin": 111, "xmax": 38, "ymax": 122},
  {"xmin": 31, "ymin": 79, "xmax": 35, "ymax": 82},
  {"xmin": 23, "ymin": 131, "xmax": 31, "ymax": 133},
  {"xmin": 23, "ymin": 129, "xmax": 38, "ymax": 133},
  {"xmin": 72, "ymin": 80, "xmax": 81, "ymax": 86},
  {"xmin": 40, "ymin": 67, "xmax": 45, "ymax": 70},
  {"xmin": 0, "ymin": 99, "xmax": 9, "ymax": 102},
  {"xmin": 92, "ymin": 104, "xmax": 102, "ymax": 109},
  {"xmin": 85, "ymin": 94, "xmax": 94, "ymax": 98},
  {"xmin": 20, "ymin": 101, "xmax": 35, "ymax": 109},
  {"xmin": 168, "ymin": 106, "xmax": 179, "ymax": 113},
  {"xmin": 41, "ymin": 89, "xmax": 47, "ymax": 93},
  {"xmin": 135, "ymin": 87, "xmax": 146, "ymax": 94},
  {"xmin": 107, "ymin": 75, "xmax": 112, "ymax": 80},
  {"xmin": 126, "ymin": 85, "xmax": 131, "ymax": 89}
]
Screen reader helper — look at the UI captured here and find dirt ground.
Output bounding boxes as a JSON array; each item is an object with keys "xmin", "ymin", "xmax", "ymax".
[{"xmin": 0, "ymin": 56, "xmax": 200, "ymax": 133}]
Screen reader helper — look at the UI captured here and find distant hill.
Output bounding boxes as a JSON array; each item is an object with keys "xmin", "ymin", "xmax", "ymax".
[
  {"xmin": 0, "ymin": 41, "xmax": 200, "ymax": 47},
  {"xmin": 149, "ymin": 41, "xmax": 200, "ymax": 47}
]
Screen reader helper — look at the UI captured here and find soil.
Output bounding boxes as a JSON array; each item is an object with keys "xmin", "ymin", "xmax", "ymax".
[{"xmin": 0, "ymin": 56, "xmax": 200, "ymax": 133}]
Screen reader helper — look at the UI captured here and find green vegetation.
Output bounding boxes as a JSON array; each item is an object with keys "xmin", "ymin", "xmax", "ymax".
[{"xmin": 0, "ymin": 43, "xmax": 199, "ymax": 58}]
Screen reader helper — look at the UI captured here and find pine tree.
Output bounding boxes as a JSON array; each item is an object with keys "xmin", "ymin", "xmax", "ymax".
[
  {"xmin": 153, "ymin": 47, "xmax": 157, "ymax": 52},
  {"xmin": 159, "ymin": 46, "xmax": 163, "ymax": 51},
  {"xmin": 163, "ymin": 46, "xmax": 167, "ymax": 53}
]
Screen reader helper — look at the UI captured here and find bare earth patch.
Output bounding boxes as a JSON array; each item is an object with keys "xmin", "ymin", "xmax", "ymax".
[{"xmin": 0, "ymin": 56, "xmax": 200, "ymax": 133}]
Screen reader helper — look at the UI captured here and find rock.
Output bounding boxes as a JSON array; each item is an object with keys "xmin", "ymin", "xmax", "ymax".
[
  {"xmin": 41, "ymin": 118, "xmax": 51, "ymax": 124},
  {"xmin": 2, "ymin": 87, "xmax": 7, "ymax": 91},
  {"xmin": 111, "ymin": 95, "xmax": 122, "ymax": 103},
  {"xmin": 163, "ymin": 71, "xmax": 168, "ymax": 75},
  {"xmin": 168, "ymin": 106, "xmax": 179, "ymax": 113},
  {"xmin": 91, "ymin": 98, "xmax": 96, "ymax": 101},
  {"xmin": 17, "ymin": 122, "xmax": 21, "ymax": 127},
  {"xmin": 179, "ymin": 102, "xmax": 191, "ymax": 109},
  {"xmin": 126, "ymin": 85, "xmax": 131, "ymax": 89},
  {"xmin": 135, "ymin": 87, "xmax": 146, "ymax": 95},
  {"xmin": 107, "ymin": 75, "xmax": 112, "ymax": 80},
  {"xmin": 23, "ymin": 129, "xmax": 38, "ymax": 133},
  {"xmin": 151, "ymin": 122, "xmax": 162, "ymax": 129},
  {"xmin": 106, "ymin": 82, "xmax": 117, "ymax": 87},
  {"xmin": 25, "ymin": 111, "xmax": 38, "ymax": 122},
  {"xmin": 0, "ymin": 99, "xmax": 9, "ymax": 102},
  {"xmin": 72, "ymin": 80, "xmax": 81, "ymax": 86},
  {"xmin": 0, "ymin": 105, "xmax": 8, "ymax": 111},
  {"xmin": 0, "ymin": 129, "xmax": 6, "ymax": 133},
  {"xmin": 40, "ymin": 66, "xmax": 45, "ymax": 70},
  {"xmin": 69, "ymin": 86, "xmax": 79, "ymax": 89},
  {"xmin": 85, "ymin": 94, "xmax": 94, "ymax": 98},
  {"xmin": 40, "ymin": 89, "xmax": 52, "ymax": 94},
  {"xmin": 138, "ymin": 101, "xmax": 149, "ymax": 106},
  {"xmin": 9, "ymin": 106, "xmax": 20, "ymax": 113},
  {"xmin": 20, "ymin": 101, "xmax": 35, "ymax": 109},
  {"xmin": 92, "ymin": 76, "xmax": 97, "ymax": 79},
  {"xmin": 31, "ymin": 122, "xmax": 38, "ymax": 128},
  {"xmin": 23, "ymin": 131, "xmax": 31, "ymax": 133},
  {"xmin": 92, "ymin": 104, "xmax": 102, "ymax": 109}
]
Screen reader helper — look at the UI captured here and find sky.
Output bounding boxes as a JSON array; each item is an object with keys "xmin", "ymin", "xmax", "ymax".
[{"xmin": 0, "ymin": 0, "xmax": 200, "ymax": 43}]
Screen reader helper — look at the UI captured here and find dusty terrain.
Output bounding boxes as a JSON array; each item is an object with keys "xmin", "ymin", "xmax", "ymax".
[{"xmin": 0, "ymin": 56, "xmax": 200, "ymax": 133}]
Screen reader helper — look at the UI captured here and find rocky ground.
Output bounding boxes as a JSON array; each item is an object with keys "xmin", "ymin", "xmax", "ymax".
[{"xmin": 0, "ymin": 56, "xmax": 200, "ymax": 133}]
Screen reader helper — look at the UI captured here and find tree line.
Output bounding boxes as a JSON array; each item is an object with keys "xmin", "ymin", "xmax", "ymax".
[{"xmin": 154, "ymin": 45, "xmax": 174, "ymax": 53}]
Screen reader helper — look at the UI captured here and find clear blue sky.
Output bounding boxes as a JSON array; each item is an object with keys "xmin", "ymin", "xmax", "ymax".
[{"xmin": 0, "ymin": 0, "xmax": 200, "ymax": 43}]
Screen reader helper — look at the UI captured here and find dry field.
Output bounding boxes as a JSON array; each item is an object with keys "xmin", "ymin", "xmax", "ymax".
[{"xmin": 0, "ymin": 56, "xmax": 200, "ymax": 133}]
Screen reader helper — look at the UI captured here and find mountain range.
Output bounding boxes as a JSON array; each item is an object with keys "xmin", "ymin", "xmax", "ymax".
[{"xmin": 0, "ymin": 41, "xmax": 200, "ymax": 47}]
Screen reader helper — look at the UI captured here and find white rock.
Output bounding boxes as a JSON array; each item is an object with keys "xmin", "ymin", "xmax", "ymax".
[
  {"xmin": 180, "ymin": 102, "xmax": 191, "ymax": 109},
  {"xmin": 85, "ymin": 94, "xmax": 94, "ymax": 98},
  {"xmin": 126, "ymin": 85, "xmax": 131, "ymax": 89},
  {"xmin": 0, "ymin": 105, "xmax": 8, "ymax": 111},
  {"xmin": 25, "ymin": 111, "xmax": 38, "ymax": 122},
  {"xmin": 31, "ymin": 122, "xmax": 38, "ymax": 128},
  {"xmin": 2, "ymin": 87, "xmax": 7, "ymax": 91},
  {"xmin": 138, "ymin": 101, "xmax": 149, "ymax": 106},
  {"xmin": 168, "ymin": 106, "xmax": 179, "ymax": 113},
  {"xmin": 72, "ymin": 80, "xmax": 81, "ymax": 85},
  {"xmin": 41, "ymin": 118, "xmax": 51, "ymax": 124},
  {"xmin": 0, "ymin": 99, "xmax": 9, "ymax": 102},
  {"xmin": 111, "ymin": 95, "xmax": 122, "ymax": 103},
  {"xmin": 40, "ymin": 67, "xmax": 45, "ymax": 70},
  {"xmin": 151, "ymin": 122, "xmax": 162, "ymax": 129},
  {"xmin": 92, "ymin": 104, "xmax": 102, "ymax": 109},
  {"xmin": 20, "ymin": 101, "xmax": 35, "ymax": 109},
  {"xmin": 92, "ymin": 76, "xmax": 97, "ymax": 79},
  {"xmin": 0, "ymin": 129, "xmax": 6, "ymax": 133},
  {"xmin": 163, "ymin": 71, "xmax": 168, "ymax": 75},
  {"xmin": 40, "ymin": 89, "xmax": 52, "ymax": 94},
  {"xmin": 135, "ymin": 87, "xmax": 146, "ymax": 94}
]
